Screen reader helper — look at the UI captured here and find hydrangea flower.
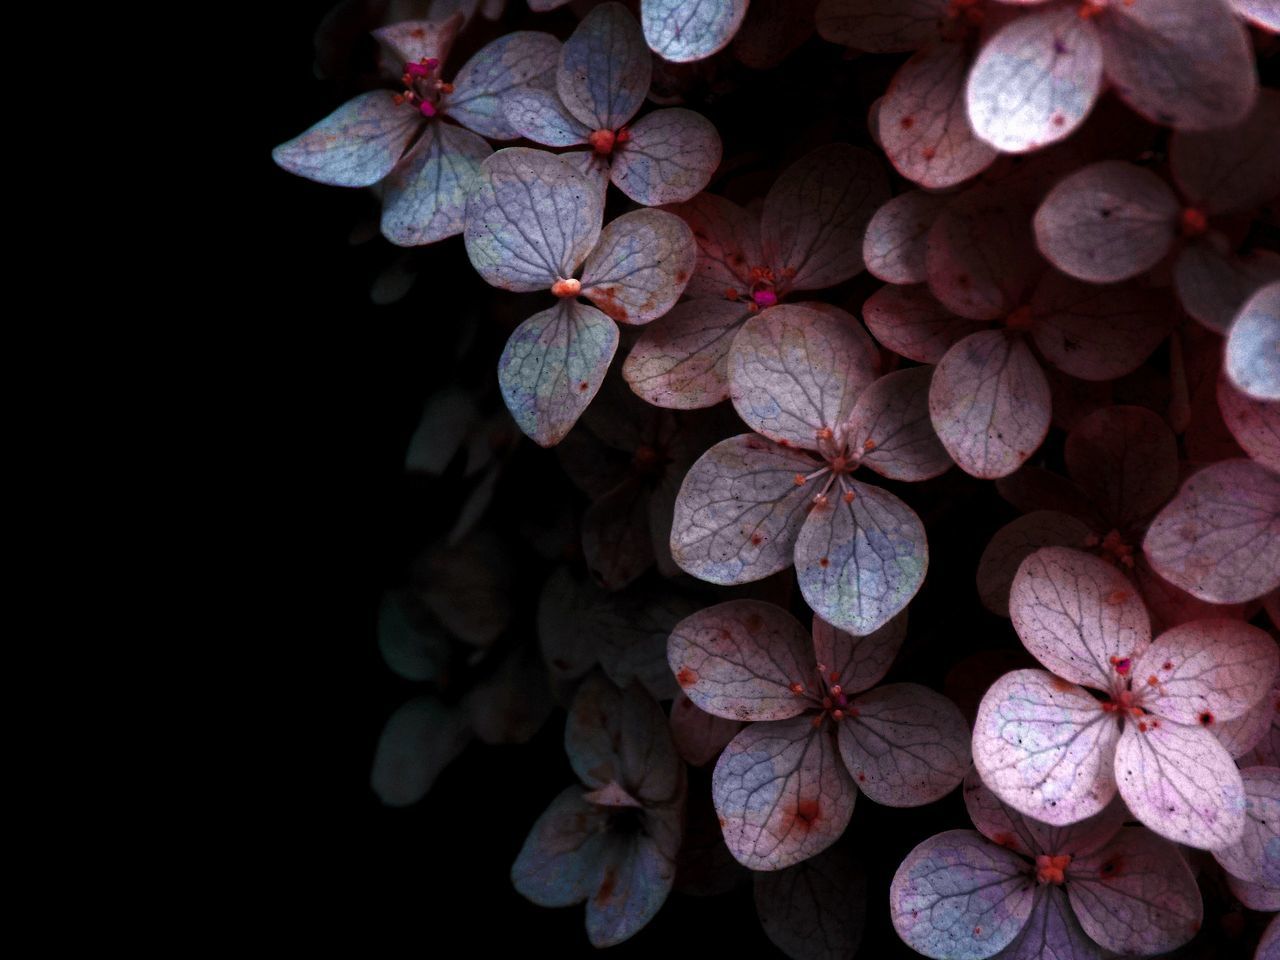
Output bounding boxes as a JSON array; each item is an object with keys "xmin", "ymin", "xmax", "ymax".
[
  {"xmin": 463, "ymin": 147, "xmax": 695, "ymax": 445},
  {"xmin": 967, "ymin": 0, "xmax": 1258, "ymax": 151},
  {"xmin": 670, "ymin": 306, "xmax": 953, "ymax": 633},
  {"xmin": 816, "ymin": 0, "xmax": 1258, "ymax": 186},
  {"xmin": 892, "ymin": 772, "xmax": 1203, "ymax": 959},
  {"xmin": 511, "ymin": 675, "xmax": 686, "ymax": 948},
  {"xmin": 1033, "ymin": 91, "xmax": 1280, "ymax": 329},
  {"xmin": 863, "ymin": 183, "xmax": 1174, "ymax": 479},
  {"xmin": 974, "ymin": 545, "xmax": 1279, "ymax": 849},
  {"xmin": 273, "ymin": 15, "xmax": 561, "ymax": 245},
  {"xmin": 625, "ymin": 143, "xmax": 888, "ymax": 409},
  {"xmin": 975, "ymin": 405, "xmax": 1254, "ymax": 628},
  {"xmin": 669, "ymin": 599, "xmax": 971, "ymax": 868},
  {"xmin": 503, "ymin": 3, "xmax": 721, "ymax": 204}
]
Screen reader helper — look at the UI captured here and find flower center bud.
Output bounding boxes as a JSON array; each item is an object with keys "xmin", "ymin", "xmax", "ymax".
[
  {"xmin": 1005, "ymin": 305, "xmax": 1034, "ymax": 331},
  {"xmin": 588, "ymin": 129, "xmax": 616, "ymax": 155},
  {"xmin": 1035, "ymin": 854, "xmax": 1071, "ymax": 885},
  {"xmin": 1180, "ymin": 207, "xmax": 1209, "ymax": 238},
  {"xmin": 753, "ymin": 289, "xmax": 778, "ymax": 307},
  {"xmin": 551, "ymin": 277, "xmax": 582, "ymax": 298},
  {"xmin": 394, "ymin": 57, "xmax": 451, "ymax": 118}
]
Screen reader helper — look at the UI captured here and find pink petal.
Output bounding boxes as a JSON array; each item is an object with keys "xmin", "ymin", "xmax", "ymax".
[
  {"xmin": 1010, "ymin": 546, "xmax": 1151, "ymax": 691},
  {"xmin": 1212, "ymin": 685, "xmax": 1278, "ymax": 760},
  {"xmin": 812, "ymin": 610, "xmax": 908, "ymax": 697},
  {"xmin": 1175, "ymin": 243, "xmax": 1280, "ymax": 334},
  {"xmin": 1029, "ymin": 273, "xmax": 1175, "ymax": 382},
  {"xmin": 1114, "ymin": 717, "xmax": 1246, "ymax": 850},
  {"xmin": 843, "ymin": 367, "xmax": 953, "ymax": 482},
  {"xmin": 1227, "ymin": 282, "xmax": 1280, "ymax": 401},
  {"xmin": 879, "ymin": 42, "xmax": 999, "ymax": 189},
  {"xmin": 559, "ymin": 3, "xmax": 651, "ymax": 131},
  {"xmin": 1065, "ymin": 827, "xmax": 1203, "ymax": 955},
  {"xmin": 580, "ymin": 209, "xmax": 697, "ymax": 325},
  {"xmin": 380, "ymin": 122, "xmax": 492, "ymax": 246},
  {"xmin": 926, "ymin": 187, "xmax": 1042, "ymax": 319},
  {"xmin": 666, "ymin": 193, "xmax": 762, "ymax": 300},
  {"xmin": 814, "ymin": 0, "xmax": 950, "ymax": 53},
  {"xmin": 1170, "ymin": 90, "xmax": 1280, "ymax": 216},
  {"xmin": 669, "ymin": 691, "xmax": 744, "ymax": 766},
  {"xmin": 928, "ymin": 331, "xmax": 1051, "ymax": 479},
  {"xmin": 795, "ymin": 480, "xmax": 928, "ymax": 636},
  {"xmin": 641, "ymin": 0, "xmax": 749, "ymax": 62},
  {"xmin": 997, "ymin": 885, "xmax": 1102, "ymax": 960},
  {"xmin": 1135, "ymin": 619, "xmax": 1279, "ymax": 726},
  {"xmin": 753, "ymin": 845, "xmax": 867, "ymax": 960},
  {"xmin": 1218, "ymin": 371, "xmax": 1280, "ymax": 476},
  {"xmin": 444, "ymin": 30, "xmax": 562, "ymax": 141},
  {"xmin": 966, "ymin": 7, "xmax": 1103, "ymax": 154},
  {"xmin": 667, "ymin": 599, "xmax": 816, "ymax": 722},
  {"xmin": 497, "ymin": 300, "xmax": 619, "ymax": 446},
  {"xmin": 890, "ymin": 829, "xmax": 1037, "ymax": 959},
  {"xmin": 729, "ymin": 304, "xmax": 879, "ymax": 449},
  {"xmin": 977, "ymin": 512, "xmax": 1096, "ymax": 618},
  {"xmin": 372, "ymin": 16, "xmax": 462, "ymax": 68},
  {"xmin": 272, "ymin": 91, "xmax": 421, "ymax": 188},
  {"xmin": 862, "ymin": 284, "xmax": 986, "ymax": 365},
  {"xmin": 837, "ymin": 683, "xmax": 971, "ymax": 807},
  {"xmin": 1063, "ymin": 405, "xmax": 1178, "ymax": 531},
  {"xmin": 712, "ymin": 716, "xmax": 856, "ymax": 870},
  {"xmin": 624, "ymin": 299, "xmax": 754, "ymax": 409},
  {"xmin": 669, "ymin": 434, "xmax": 818, "ymax": 584},
  {"xmin": 760, "ymin": 144, "xmax": 890, "ymax": 292},
  {"xmin": 1095, "ymin": 0, "xmax": 1257, "ymax": 131},
  {"xmin": 973, "ymin": 669, "xmax": 1121, "ymax": 826},
  {"xmin": 1213, "ymin": 767, "xmax": 1280, "ymax": 887},
  {"xmin": 611, "ymin": 108, "xmax": 722, "ymax": 206},
  {"xmin": 863, "ymin": 190, "xmax": 953, "ymax": 285},
  {"xmin": 1032, "ymin": 161, "xmax": 1178, "ymax": 284},
  {"xmin": 1142, "ymin": 459, "xmax": 1280, "ymax": 604}
]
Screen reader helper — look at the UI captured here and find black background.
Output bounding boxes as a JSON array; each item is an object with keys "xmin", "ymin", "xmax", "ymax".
[{"xmin": 258, "ymin": 2, "xmax": 1272, "ymax": 954}]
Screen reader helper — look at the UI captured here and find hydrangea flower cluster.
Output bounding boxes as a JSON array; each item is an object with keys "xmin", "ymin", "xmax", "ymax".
[{"xmin": 276, "ymin": 0, "xmax": 1280, "ymax": 954}]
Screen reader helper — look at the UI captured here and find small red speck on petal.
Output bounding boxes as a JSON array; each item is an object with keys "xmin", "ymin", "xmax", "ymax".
[
  {"xmin": 790, "ymin": 682, "xmax": 805, "ymax": 694},
  {"xmin": 794, "ymin": 473, "xmax": 807, "ymax": 487},
  {"xmin": 750, "ymin": 533, "xmax": 763, "ymax": 546},
  {"xmin": 1147, "ymin": 675, "xmax": 1159, "ymax": 686},
  {"xmin": 577, "ymin": 381, "xmax": 589, "ymax": 392},
  {"xmin": 819, "ymin": 557, "xmax": 830, "ymax": 568},
  {"xmin": 900, "ymin": 116, "xmax": 915, "ymax": 129},
  {"xmin": 677, "ymin": 666, "xmax": 699, "ymax": 687},
  {"xmin": 1162, "ymin": 661, "xmax": 1173, "ymax": 670},
  {"xmin": 1138, "ymin": 721, "xmax": 1147, "ymax": 732},
  {"xmin": 1105, "ymin": 589, "xmax": 1132, "ymax": 605},
  {"xmin": 724, "ymin": 288, "xmax": 740, "ymax": 300},
  {"xmin": 973, "ymin": 927, "xmax": 982, "ymax": 936},
  {"xmin": 816, "ymin": 427, "xmax": 833, "ymax": 441},
  {"xmin": 921, "ymin": 147, "xmax": 936, "ymax": 160},
  {"xmin": 1052, "ymin": 113, "xmax": 1065, "ymax": 127},
  {"xmin": 1200, "ymin": 712, "xmax": 1214, "ymax": 725},
  {"xmin": 857, "ymin": 771, "xmax": 866, "ymax": 782},
  {"xmin": 842, "ymin": 491, "xmax": 855, "ymax": 503},
  {"xmin": 863, "ymin": 439, "xmax": 876, "ymax": 452}
]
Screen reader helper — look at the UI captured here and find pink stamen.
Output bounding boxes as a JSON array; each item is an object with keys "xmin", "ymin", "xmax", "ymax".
[
  {"xmin": 753, "ymin": 289, "xmax": 779, "ymax": 307},
  {"xmin": 419, "ymin": 100, "xmax": 437, "ymax": 118}
]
